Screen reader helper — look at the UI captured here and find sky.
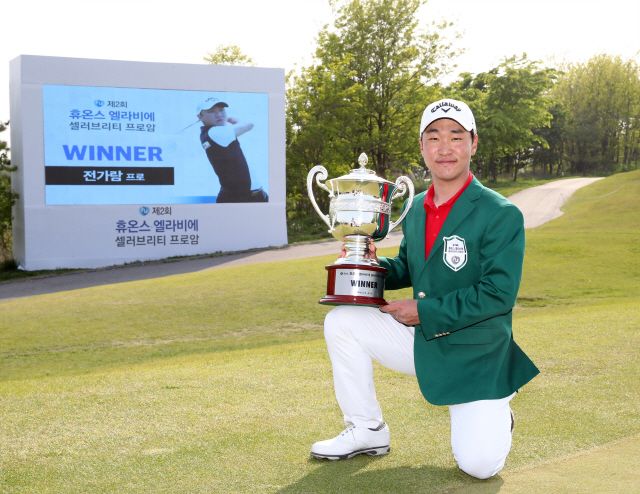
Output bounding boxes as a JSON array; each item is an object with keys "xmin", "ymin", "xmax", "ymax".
[{"xmin": 2, "ymin": 0, "xmax": 639, "ymax": 136}]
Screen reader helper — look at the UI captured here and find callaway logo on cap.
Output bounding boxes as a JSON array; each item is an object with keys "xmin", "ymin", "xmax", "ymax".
[
  {"xmin": 197, "ymin": 97, "xmax": 229, "ymax": 114},
  {"xmin": 419, "ymin": 98, "xmax": 477, "ymax": 137}
]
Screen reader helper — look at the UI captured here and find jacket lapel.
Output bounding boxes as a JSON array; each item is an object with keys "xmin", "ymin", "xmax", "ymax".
[
  {"xmin": 406, "ymin": 192, "xmax": 427, "ymax": 274},
  {"xmin": 421, "ymin": 177, "xmax": 482, "ymax": 274}
]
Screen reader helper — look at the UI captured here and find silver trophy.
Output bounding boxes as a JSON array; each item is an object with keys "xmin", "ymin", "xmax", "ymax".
[{"xmin": 307, "ymin": 153, "xmax": 415, "ymax": 306}]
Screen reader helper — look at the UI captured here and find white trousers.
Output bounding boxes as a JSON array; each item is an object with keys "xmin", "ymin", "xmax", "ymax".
[{"xmin": 324, "ymin": 305, "xmax": 515, "ymax": 479}]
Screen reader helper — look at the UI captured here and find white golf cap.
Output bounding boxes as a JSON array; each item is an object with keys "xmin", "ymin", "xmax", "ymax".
[
  {"xmin": 197, "ymin": 97, "xmax": 228, "ymax": 114},
  {"xmin": 419, "ymin": 98, "xmax": 476, "ymax": 137}
]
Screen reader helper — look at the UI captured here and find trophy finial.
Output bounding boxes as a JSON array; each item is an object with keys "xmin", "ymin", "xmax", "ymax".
[{"xmin": 358, "ymin": 153, "xmax": 368, "ymax": 169}]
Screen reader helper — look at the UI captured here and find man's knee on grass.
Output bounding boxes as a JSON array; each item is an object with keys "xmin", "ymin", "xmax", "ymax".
[{"xmin": 455, "ymin": 451, "xmax": 507, "ymax": 480}]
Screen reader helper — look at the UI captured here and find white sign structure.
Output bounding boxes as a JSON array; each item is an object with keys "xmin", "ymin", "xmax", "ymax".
[{"xmin": 9, "ymin": 55, "xmax": 287, "ymax": 270}]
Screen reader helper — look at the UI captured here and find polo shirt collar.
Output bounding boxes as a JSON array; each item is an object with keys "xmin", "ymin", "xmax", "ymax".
[{"xmin": 425, "ymin": 172, "xmax": 474, "ymax": 211}]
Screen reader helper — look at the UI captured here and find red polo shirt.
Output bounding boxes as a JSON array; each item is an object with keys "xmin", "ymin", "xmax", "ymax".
[{"xmin": 424, "ymin": 172, "xmax": 473, "ymax": 259}]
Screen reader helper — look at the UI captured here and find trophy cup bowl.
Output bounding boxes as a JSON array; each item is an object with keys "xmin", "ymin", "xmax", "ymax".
[{"xmin": 307, "ymin": 153, "xmax": 415, "ymax": 306}]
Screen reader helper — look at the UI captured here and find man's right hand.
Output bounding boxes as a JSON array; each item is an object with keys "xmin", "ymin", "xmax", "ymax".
[{"xmin": 339, "ymin": 242, "xmax": 379, "ymax": 264}]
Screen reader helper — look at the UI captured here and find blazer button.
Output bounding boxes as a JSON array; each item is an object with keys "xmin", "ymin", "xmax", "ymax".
[{"xmin": 418, "ymin": 292, "xmax": 426, "ymax": 299}]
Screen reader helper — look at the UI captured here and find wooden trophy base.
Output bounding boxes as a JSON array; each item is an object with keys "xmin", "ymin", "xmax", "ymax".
[{"xmin": 319, "ymin": 263, "xmax": 388, "ymax": 307}]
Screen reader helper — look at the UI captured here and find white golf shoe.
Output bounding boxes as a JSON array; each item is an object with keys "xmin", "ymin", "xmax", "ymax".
[{"xmin": 310, "ymin": 422, "xmax": 391, "ymax": 460}]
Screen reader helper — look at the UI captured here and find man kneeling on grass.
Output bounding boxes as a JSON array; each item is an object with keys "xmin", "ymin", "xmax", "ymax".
[{"xmin": 310, "ymin": 98, "xmax": 539, "ymax": 480}]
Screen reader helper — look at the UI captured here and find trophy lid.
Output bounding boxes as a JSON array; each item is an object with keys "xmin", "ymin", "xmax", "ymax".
[{"xmin": 327, "ymin": 153, "xmax": 395, "ymax": 185}]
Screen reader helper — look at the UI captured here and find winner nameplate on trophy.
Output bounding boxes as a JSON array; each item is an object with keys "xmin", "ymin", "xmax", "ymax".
[{"xmin": 307, "ymin": 153, "xmax": 415, "ymax": 307}]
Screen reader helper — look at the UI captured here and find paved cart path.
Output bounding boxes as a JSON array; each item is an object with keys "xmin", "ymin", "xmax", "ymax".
[
  {"xmin": 508, "ymin": 177, "xmax": 603, "ymax": 229},
  {"xmin": 0, "ymin": 177, "xmax": 602, "ymax": 301}
]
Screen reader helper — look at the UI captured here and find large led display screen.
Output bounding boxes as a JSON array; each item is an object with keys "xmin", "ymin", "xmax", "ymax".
[
  {"xmin": 10, "ymin": 56, "xmax": 286, "ymax": 270},
  {"xmin": 43, "ymin": 85, "xmax": 269, "ymax": 205}
]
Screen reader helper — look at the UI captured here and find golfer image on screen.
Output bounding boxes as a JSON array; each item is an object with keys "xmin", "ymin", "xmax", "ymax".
[{"xmin": 197, "ymin": 97, "xmax": 268, "ymax": 203}]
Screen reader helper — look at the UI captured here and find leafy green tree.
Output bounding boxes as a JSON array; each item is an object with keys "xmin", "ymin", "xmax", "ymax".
[
  {"xmin": 287, "ymin": 0, "xmax": 460, "ymax": 217},
  {"xmin": 286, "ymin": 59, "xmax": 360, "ymax": 216},
  {"xmin": 448, "ymin": 55, "xmax": 557, "ymax": 181},
  {"xmin": 551, "ymin": 54, "xmax": 640, "ymax": 174},
  {"xmin": 314, "ymin": 0, "xmax": 457, "ymax": 176},
  {"xmin": 0, "ymin": 120, "xmax": 18, "ymax": 259},
  {"xmin": 532, "ymin": 100, "xmax": 571, "ymax": 176},
  {"xmin": 203, "ymin": 45, "xmax": 256, "ymax": 66}
]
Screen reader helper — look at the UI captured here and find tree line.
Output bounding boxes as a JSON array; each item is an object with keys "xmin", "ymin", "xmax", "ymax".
[
  {"xmin": 277, "ymin": 0, "xmax": 640, "ymax": 218},
  {"xmin": 0, "ymin": 120, "xmax": 18, "ymax": 261}
]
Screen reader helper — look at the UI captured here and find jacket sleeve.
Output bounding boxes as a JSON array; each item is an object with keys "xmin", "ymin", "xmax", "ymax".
[
  {"xmin": 379, "ymin": 200, "xmax": 413, "ymax": 290},
  {"xmin": 418, "ymin": 203, "xmax": 525, "ymax": 336}
]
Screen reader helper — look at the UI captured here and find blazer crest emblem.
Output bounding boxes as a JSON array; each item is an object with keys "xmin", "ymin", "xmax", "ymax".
[{"xmin": 443, "ymin": 235, "xmax": 467, "ymax": 272}]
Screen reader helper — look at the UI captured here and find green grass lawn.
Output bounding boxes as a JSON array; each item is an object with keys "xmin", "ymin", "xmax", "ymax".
[
  {"xmin": 0, "ymin": 170, "xmax": 638, "ymax": 493},
  {"xmin": 479, "ymin": 175, "xmax": 584, "ymax": 199}
]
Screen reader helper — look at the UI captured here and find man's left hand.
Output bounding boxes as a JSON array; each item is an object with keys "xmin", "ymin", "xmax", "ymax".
[{"xmin": 380, "ymin": 299, "xmax": 420, "ymax": 326}]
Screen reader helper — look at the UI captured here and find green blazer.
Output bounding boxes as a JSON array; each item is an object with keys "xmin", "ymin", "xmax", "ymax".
[{"xmin": 379, "ymin": 177, "xmax": 539, "ymax": 406}]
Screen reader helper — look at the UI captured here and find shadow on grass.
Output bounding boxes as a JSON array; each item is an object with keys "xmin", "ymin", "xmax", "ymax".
[{"xmin": 276, "ymin": 456, "xmax": 504, "ymax": 494}]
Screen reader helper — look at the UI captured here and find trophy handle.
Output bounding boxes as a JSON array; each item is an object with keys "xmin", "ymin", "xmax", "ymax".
[
  {"xmin": 307, "ymin": 165, "xmax": 334, "ymax": 232},
  {"xmin": 388, "ymin": 176, "xmax": 415, "ymax": 234}
]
